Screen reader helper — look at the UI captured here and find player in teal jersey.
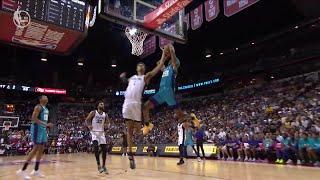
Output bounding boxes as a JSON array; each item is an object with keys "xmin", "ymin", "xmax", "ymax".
[
  {"xmin": 17, "ymin": 95, "xmax": 53, "ymax": 179},
  {"xmin": 307, "ymin": 132, "xmax": 320, "ymax": 166},
  {"xmin": 142, "ymin": 44, "xmax": 188, "ymax": 135}
]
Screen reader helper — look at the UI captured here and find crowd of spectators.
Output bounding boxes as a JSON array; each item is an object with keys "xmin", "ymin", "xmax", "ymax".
[
  {"xmin": 0, "ymin": 129, "xmax": 32, "ymax": 156},
  {"xmin": 1, "ymin": 71, "xmax": 319, "ymax": 166}
]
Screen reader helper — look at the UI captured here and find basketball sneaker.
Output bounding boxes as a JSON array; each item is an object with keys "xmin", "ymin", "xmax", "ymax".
[
  {"xmin": 141, "ymin": 122, "xmax": 154, "ymax": 135},
  {"xmin": 30, "ymin": 170, "xmax": 45, "ymax": 178},
  {"xmin": 197, "ymin": 157, "xmax": 202, "ymax": 162},
  {"xmin": 177, "ymin": 159, "xmax": 185, "ymax": 165},
  {"xmin": 102, "ymin": 167, "xmax": 109, "ymax": 174},
  {"xmin": 296, "ymin": 160, "xmax": 300, "ymax": 165},
  {"xmin": 98, "ymin": 166, "xmax": 104, "ymax": 173},
  {"xmin": 16, "ymin": 169, "xmax": 31, "ymax": 180}
]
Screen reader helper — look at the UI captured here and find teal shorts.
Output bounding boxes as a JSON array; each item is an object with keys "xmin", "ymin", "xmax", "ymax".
[
  {"xmin": 150, "ymin": 89, "xmax": 178, "ymax": 108},
  {"xmin": 30, "ymin": 124, "xmax": 47, "ymax": 145}
]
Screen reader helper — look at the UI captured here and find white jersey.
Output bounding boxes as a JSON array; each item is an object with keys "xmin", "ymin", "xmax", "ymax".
[
  {"xmin": 92, "ymin": 110, "xmax": 106, "ymax": 132},
  {"xmin": 177, "ymin": 123, "xmax": 185, "ymax": 145},
  {"xmin": 124, "ymin": 75, "xmax": 145, "ymax": 104}
]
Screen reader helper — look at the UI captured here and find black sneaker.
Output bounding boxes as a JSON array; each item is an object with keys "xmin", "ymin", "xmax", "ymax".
[
  {"xmin": 177, "ymin": 160, "xmax": 185, "ymax": 165},
  {"xmin": 98, "ymin": 166, "xmax": 104, "ymax": 173},
  {"xmin": 102, "ymin": 167, "xmax": 109, "ymax": 174},
  {"xmin": 129, "ymin": 157, "xmax": 136, "ymax": 169}
]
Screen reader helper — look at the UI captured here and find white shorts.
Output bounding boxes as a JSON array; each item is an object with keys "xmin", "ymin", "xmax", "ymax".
[
  {"xmin": 122, "ymin": 102, "xmax": 142, "ymax": 122},
  {"xmin": 91, "ymin": 131, "xmax": 106, "ymax": 145}
]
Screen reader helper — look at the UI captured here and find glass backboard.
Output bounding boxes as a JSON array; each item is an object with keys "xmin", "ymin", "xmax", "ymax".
[{"xmin": 100, "ymin": 0, "xmax": 188, "ymax": 43}]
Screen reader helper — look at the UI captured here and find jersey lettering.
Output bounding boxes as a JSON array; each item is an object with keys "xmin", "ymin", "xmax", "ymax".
[{"xmin": 162, "ymin": 69, "xmax": 169, "ymax": 77}]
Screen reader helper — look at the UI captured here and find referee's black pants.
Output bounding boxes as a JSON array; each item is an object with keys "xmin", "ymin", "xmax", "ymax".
[{"xmin": 196, "ymin": 140, "xmax": 205, "ymax": 158}]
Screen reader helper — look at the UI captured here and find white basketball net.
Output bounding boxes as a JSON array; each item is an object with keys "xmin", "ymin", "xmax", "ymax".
[
  {"xmin": 125, "ymin": 27, "xmax": 148, "ymax": 56},
  {"xmin": 4, "ymin": 124, "xmax": 10, "ymax": 131},
  {"xmin": 3, "ymin": 121, "xmax": 11, "ymax": 131}
]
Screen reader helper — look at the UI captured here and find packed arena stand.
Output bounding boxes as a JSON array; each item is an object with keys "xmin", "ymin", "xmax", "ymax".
[{"xmin": 1, "ymin": 71, "xmax": 319, "ymax": 166}]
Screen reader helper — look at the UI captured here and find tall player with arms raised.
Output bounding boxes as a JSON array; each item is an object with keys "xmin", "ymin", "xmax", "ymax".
[
  {"xmin": 120, "ymin": 47, "xmax": 169, "ymax": 169},
  {"xmin": 17, "ymin": 95, "xmax": 53, "ymax": 179},
  {"xmin": 142, "ymin": 44, "xmax": 194, "ymax": 134},
  {"xmin": 85, "ymin": 101, "xmax": 110, "ymax": 174}
]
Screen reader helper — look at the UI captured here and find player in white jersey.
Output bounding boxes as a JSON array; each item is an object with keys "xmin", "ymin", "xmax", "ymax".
[
  {"xmin": 85, "ymin": 101, "xmax": 110, "ymax": 174},
  {"xmin": 177, "ymin": 121, "xmax": 187, "ymax": 165},
  {"xmin": 120, "ymin": 47, "xmax": 170, "ymax": 169}
]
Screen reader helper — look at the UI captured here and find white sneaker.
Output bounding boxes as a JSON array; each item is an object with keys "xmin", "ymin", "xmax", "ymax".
[
  {"xmin": 228, "ymin": 157, "xmax": 233, "ymax": 161},
  {"xmin": 122, "ymin": 153, "xmax": 125, "ymax": 157},
  {"xmin": 244, "ymin": 157, "xmax": 248, "ymax": 161},
  {"xmin": 237, "ymin": 157, "xmax": 241, "ymax": 161},
  {"xmin": 16, "ymin": 169, "xmax": 31, "ymax": 180},
  {"xmin": 30, "ymin": 170, "xmax": 45, "ymax": 178},
  {"xmin": 286, "ymin": 159, "xmax": 292, "ymax": 164},
  {"xmin": 297, "ymin": 160, "xmax": 301, "ymax": 165},
  {"xmin": 197, "ymin": 157, "xmax": 202, "ymax": 162},
  {"xmin": 252, "ymin": 158, "xmax": 256, "ymax": 162}
]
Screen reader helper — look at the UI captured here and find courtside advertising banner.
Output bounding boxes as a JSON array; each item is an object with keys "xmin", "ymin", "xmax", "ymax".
[{"xmin": 110, "ymin": 144, "xmax": 217, "ymax": 158}]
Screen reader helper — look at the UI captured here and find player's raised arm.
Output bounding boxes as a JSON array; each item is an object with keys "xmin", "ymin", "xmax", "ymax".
[
  {"xmin": 168, "ymin": 44, "xmax": 179, "ymax": 71},
  {"xmin": 85, "ymin": 111, "xmax": 95, "ymax": 130},
  {"xmin": 31, "ymin": 105, "xmax": 46, "ymax": 127},
  {"xmin": 144, "ymin": 47, "xmax": 169, "ymax": 84}
]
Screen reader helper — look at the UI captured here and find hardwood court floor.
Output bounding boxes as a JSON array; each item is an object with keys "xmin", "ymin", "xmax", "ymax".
[{"xmin": 1, "ymin": 153, "xmax": 320, "ymax": 180}]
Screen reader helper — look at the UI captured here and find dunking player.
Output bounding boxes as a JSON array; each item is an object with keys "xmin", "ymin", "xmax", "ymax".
[
  {"xmin": 120, "ymin": 47, "xmax": 169, "ymax": 169},
  {"xmin": 85, "ymin": 101, "xmax": 110, "ymax": 174},
  {"xmin": 17, "ymin": 95, "xmax": 53, "ymax": 179},
  {"xmin": 142, "ymin": 44, "xmax": 193, "ymax": 134}
]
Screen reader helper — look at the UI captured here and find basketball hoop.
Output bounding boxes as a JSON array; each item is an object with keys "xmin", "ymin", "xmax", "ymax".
[
  {"xmin": 3, "ymin": 121, "xmax": 11, "ymax": 131},
  {"xmin": 125, "ymin": 27, "xmax": 148, "ymax": 56},
  {"xmin": 4, "ymin": 124, "xmax": 10, "ymax": 131}
]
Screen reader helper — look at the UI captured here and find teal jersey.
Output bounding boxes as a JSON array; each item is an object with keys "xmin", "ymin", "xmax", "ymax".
[
  {"xmin": 184, "ymin": 128, "xmax": 194, "ymax": 146},
  {"xmin": 314, "ymin": 138, "xmax": 320, "ymax": 148},
  {"xmin": 307, "ymin": 137, "xmax": 316, "ymax": 148},
  {"xmin": 283, "ymin": 137, "xmax": 291, "ymax": 147},
  {"xmin": 159, "ymin": 58, "xmax": 180, "ymax": 90},
  {"xmin": 36, "ymin": 105, "xmax": 49, "ymax": 127},
  {"xmin": 298, "ymin": 138, "xmax": 308, "ymax": 149}
]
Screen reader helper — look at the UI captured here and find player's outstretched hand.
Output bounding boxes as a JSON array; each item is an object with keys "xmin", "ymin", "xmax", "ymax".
[
  {"xmin": 161, "ymin": 45, "xmax": 170, "ymax": 62},
  {"xmin": 120, "ymin": 72, "xmax": 127, "ymax": 79}
]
